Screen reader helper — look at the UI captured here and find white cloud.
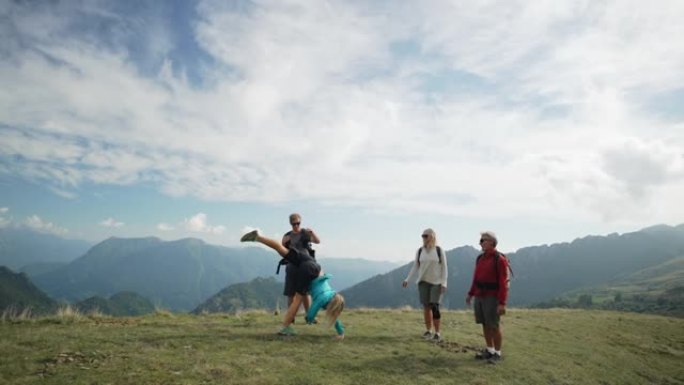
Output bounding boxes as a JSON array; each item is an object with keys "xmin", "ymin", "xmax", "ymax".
[
  {"xmin": 602, "ymin": 138, "xmax": 684, "ymax": 198},
  {"xmin": 184, "ymin": 213, "xmax": 225, "ymax": 235},
  {"xmin": 0, "ymin": 207, "xmax": 8, "ymax": 214},
  {"xmin": 157, "ymin": 222, "xmax": 174, "ymax": 231},
  {"xmin": 1, "ymin": 0, "xmax": 683, "ymax": 229},
  {"xmin": 23, "ymin": 215, "xmax": 68, "ymax": 235},
  {"xmin": 99, "ymin": 217, "xmax": 124, "ymax": 228}
]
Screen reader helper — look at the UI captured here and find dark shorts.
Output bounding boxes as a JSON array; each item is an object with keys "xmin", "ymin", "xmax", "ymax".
[
  {"xmin": 418, "ymin": 281, "xmax": 443, "ymax": 305},
  {"xmin": 283, "ymin": 249, "xmax": 320, "ymax": 296},
  {"xmin": 473, "ymin": 296, "xmax": 500, "ymax": 328}
]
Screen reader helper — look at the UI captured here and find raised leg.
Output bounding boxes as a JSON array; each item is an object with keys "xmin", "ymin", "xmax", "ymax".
[{"xmin": 241, "ymin": 230, "xmax": 289, "ymax": 257}]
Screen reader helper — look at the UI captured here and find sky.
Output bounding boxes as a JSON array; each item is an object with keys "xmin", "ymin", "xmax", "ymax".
[{"xmin": 1, "ymin": 0, "xmax": 683, "ymax": 262}]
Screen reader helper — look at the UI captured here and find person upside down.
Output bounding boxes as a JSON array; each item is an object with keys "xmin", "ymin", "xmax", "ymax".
[{"xmin": 241, "ymin": 229, "xmax": 345, "ymax": 339}]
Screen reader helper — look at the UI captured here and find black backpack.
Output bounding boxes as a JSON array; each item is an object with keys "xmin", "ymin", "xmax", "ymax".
[
  {"xmin": 276, "ymin": 230, "xmax": 316, "ymax": 274},
  {"xmin": 416, "ymin": 246, "xmax": 443, "ymax": 264}
]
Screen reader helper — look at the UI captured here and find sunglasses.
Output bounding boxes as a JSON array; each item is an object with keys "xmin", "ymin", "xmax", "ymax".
[
  {"xmin": 291, "ymin": 222, "xmax": 301, "ymax": 226},
  {"xmin": 421, "ymin": 234, "xmax": 429, "ymax": 238},
  {"xmin": 479, "ymin": 238, "xmax": 491, "ymax": 243}
]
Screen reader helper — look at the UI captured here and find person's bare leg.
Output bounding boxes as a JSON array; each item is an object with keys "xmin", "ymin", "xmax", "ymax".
[
  {"xmin": 241, "ymin": 231, "xmax": 289, "ymax": 257},
  {"xmin": 283, "ymin": 293, "xmax": 304, "ymax": 327},
  {"xmin": 493, "ymin": 327, "xmax": 503, "ymax": 351},
  {"xmin": 303, "ymin": 295, "xmax": 312, "ymax": 312},
  {"xmin": 483, "ymin": 325, "xmax": 494, "ymax": 348},
  {"xmin": 423, "ymin": 305, "xmax": 433, "ymax": 332},
  {"xmin": 254, "ymin": 235, "xmax": 289, "ymax": 257}
]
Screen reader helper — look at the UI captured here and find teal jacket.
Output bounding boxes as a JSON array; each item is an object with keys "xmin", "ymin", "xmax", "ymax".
[{"xmin": 305, "ymin": 274, "xmax": 344, "ymax": 335}]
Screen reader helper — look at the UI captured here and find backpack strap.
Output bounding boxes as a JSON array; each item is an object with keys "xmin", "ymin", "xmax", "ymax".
[
  {"xmin": 494, "ymin": 252, "xmax": 513, "ymax": 287},
  {"xmin": 277, "ymin": 231, "xmax": 294, "ymax": 274},
  {"xmin": 417, "ymin": 246, "xmax": 442, "ymax": 264},
  {"xmin": 474, "ymin": 251, "xmax": 508, "ymax": 289}
]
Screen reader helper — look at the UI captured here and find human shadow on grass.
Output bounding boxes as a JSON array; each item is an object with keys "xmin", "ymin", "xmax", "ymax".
[{"xmin": 333, "ymin": 351, "xmax": 484, "ymax": 375}]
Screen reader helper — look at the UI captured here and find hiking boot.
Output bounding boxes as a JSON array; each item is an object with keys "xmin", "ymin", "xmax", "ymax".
[
  {"xmin": 432, "ymin": 333, "xmax": 442, "ymax": 342},
  {"xmin": 475, "ymin": 349, "xmax": 494, "ymax": 360},
  {"xmin": 240, "ymin": 230, "xmax": 259, "ymax": 242},
  {"xmin": 487, "ymin": 353, "xmax": 502, "ymax": 364},
  {"xmin": 422, "ymin": 331, "xmax": 433, "ymax": 340},
  {"xmin": 277, "ymin": 326, "xmax": 296, "ymax": 336}
]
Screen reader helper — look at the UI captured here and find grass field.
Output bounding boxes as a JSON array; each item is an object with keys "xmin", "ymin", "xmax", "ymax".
[{"xmin": 1, "ymin": 308, "xmax": 683, "ymax": 385}]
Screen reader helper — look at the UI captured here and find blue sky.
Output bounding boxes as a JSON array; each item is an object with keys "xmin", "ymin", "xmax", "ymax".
[{"xmin": 1, "ymin": 0, "xmax": 684, "ymax": 262}]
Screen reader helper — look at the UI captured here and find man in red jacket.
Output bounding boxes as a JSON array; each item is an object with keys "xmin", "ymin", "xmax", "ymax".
[{"xmin": 466, "ymin": 231, "xmax": 510, "ymax": 364}]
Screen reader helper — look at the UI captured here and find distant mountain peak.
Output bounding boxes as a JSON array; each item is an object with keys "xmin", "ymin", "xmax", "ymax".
[
  {"xmin": 173, "ymin": 237, "xmax": 206, "ymax": 245},
  {"xmin": 103, "ymin": 236, "xmax": 162, "ymax": 243},
  {"xmin": 639, "ymin": 224, "xmax": 675, "ymax": 233}
]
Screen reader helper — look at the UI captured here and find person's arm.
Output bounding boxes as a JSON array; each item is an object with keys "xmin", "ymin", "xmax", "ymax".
[
  {"xmin": 334, "ymin": 319, "xmax": 344, "ymax": 336},
  {"xmin": 281, "ymin": 233, "xmax": 291, "ymax": 247},
  {"xmin": 307, "ymin": 228, "xmax": 321, "ymax": 244},
  {"xmin": 402, "ymin": 250, "xmax": 420, "ymax": 287},
  {"xmin": 305, "ymin": 294, "xmax": 324, "ymax": 323},
  {"xmin": 440, "ymin": 248, "xmax": 448, "ymax": 292},
  {"xmin": 466, "ymin": 259, "xmax": 479, "ymax": 305},
  {"xmin": 497, "ymin": 256, "xmax": 509, "ymax": 306}
]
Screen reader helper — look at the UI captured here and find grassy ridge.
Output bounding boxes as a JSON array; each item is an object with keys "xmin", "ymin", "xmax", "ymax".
[{"xmin": 1, "ymin": 309, "xmax": 683, "ymax": 385}]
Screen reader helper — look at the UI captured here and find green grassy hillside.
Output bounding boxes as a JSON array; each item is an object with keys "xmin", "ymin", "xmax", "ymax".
[
  {"xmin": 192, "ymin": 276, "xmax": 283, "ymax": 314},
  {"xmin": 74, "ymin": 291, "xmax": 155, "ymax": 317},
  {"xmin": 536, "ymin": 257, "xmax": 684, "ymax": 317},
  {"xmin": 0, "ymin": 266, "xmax": 56, "ymax": 315},
  {"xmin": 1, "ymin": 309, "xmax": 682, "ymax": 385}
]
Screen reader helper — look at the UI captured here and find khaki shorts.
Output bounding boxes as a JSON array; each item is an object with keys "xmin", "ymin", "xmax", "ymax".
[
  {"xmin": 418, "ymin": 281, "xmax": 443, "ymax": 305},
  {"xmin": 473, "ymin": 296, "xmax": 500, "ymax": 328}
]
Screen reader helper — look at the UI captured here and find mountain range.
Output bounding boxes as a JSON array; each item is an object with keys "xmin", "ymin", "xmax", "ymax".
[
  {"xmin": 30, "ymin": 237, "xmax": 280, "ymax": 311},
  {"xmin": 5, "ymin": 232, "xmax": 393, "ymax": 311},
  {"xmin": 0, "ymin": 227, "xmax": 92, "ymax": 271},
  {"xmin": 2, "ymin": 224, "xmax": 684, "ymax": 316}
]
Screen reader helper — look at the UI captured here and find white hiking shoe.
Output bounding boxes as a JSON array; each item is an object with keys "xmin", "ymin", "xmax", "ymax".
[{"xmin": 422, "ymin": 331, "xmax": 433, "ymax": 340}]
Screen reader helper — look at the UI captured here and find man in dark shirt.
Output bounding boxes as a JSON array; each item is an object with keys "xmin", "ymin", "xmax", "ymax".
[{"xmin": 281, "ymin": 213, "xmax": 320, "ymax": 320}]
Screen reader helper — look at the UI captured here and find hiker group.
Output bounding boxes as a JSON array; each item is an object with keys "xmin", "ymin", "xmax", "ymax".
[{"xmin": 240, "ymin": 213, "xmax": 511, "ymax": 363}]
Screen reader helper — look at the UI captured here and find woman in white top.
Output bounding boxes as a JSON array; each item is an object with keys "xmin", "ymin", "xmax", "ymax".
[{"xmin": 402, "ymin": 228, "xmax": 448, "ymax": 341}]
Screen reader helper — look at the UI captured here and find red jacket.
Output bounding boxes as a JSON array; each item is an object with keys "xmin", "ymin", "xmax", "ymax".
[{"xmin": 468, "ymin": 249, "xmax": 509, "ymax": 305}]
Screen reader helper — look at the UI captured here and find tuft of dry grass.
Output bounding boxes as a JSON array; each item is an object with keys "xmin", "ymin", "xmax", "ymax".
[
  {"xmin": 153, "ymin": 307, "xmax": 175, "ymax": 318},
  {"xmin": 52, "ymin": 305, "xmax": 83, "ymax": 323},
  {"xmin": 1, "ymin": 306, "xmax": 33, "ymax": 323}
]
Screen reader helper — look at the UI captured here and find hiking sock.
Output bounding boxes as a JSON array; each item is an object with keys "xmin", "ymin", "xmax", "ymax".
[
  {"xmin": 495, "ymin": 350, "xmax": 501, "ymax": 356},
  {"xmin": 487, "ymin": 347, "xmax": 495, "ymax": 354}
]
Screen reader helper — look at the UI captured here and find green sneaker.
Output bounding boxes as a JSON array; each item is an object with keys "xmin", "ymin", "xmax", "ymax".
[
  {"xmin": 240, "ymin": 230, "xmax": 259, "ymax": 242},
  {"xmin": 277, "ymin": 326, "xmax": 296, "ymax": 336}
]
